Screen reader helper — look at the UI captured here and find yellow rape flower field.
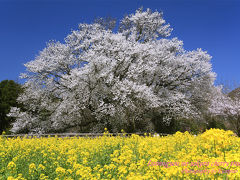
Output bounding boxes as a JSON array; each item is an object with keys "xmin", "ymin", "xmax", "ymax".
[{"xmin": 1, "ymin": 129, "xmax": 240, "ymax": 180}]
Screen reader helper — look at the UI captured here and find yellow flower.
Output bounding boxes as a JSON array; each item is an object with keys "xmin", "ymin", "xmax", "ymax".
[
  {"xmin": 82, "ymin": 157, "xmax": 88, "ymax": 165},
  {"xmin": 7, "ymin": 161, "xmax": 16, "ymax": 170},
  {"xmin": 29, "ymin": 163, "xmax": 37, "ymax": 175},
  {"xmin": 118, "ymin": 166, "xmax": 127, "ymax": 174},
  {"xmin": 38, "ymin": 164, "xmax": 45, "ymax": 171},
  {"xmin": 67, "ymin": 169, "xmax": 72, "ymax": 174},
  {"xmin": 29, "ymin": 163, "xmax": 36, "ymax": 170},
  {"xmin": 56, "ymin": 167, "xmax": 66, "ymax": 177},
  {"xmin": 1, "ymin": 128, "xmax": 240, "ymax": 179},
  {"xmin": 40, "ymin": 173, "xmax": 49, "ymax": 180},
  {"xmin": 7, "ymin": 177, "xmax": 15, "ymax": 180},
  {"xmin": 99, "ymin": 168, "xmax": 103, "ymax": 173}
]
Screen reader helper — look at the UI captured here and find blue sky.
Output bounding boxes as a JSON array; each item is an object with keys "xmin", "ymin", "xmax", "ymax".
[{"xmin": 0, "ymin": 0, "xmax": 239, "ymax": 88}]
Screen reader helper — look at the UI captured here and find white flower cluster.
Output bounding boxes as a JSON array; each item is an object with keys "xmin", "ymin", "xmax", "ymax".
[{"xmin": 9, "ymin": 8, "xmax": 218, "ymax": 133}]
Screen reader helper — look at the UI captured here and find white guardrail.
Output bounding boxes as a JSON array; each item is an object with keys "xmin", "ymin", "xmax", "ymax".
[{"xmin": 0, "ymin": 132, "xmax": 170, "ymax": 138}]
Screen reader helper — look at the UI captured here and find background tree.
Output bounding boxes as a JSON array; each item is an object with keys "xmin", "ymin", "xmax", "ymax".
[
  {"xmin": 0, "ymin": 80, "xmax": 22, "ymax": 134},
  {"xmin": 209, "ymin": 85, "xmax": 240, "ymax": 136},
  {"xmin": 9, "ymin": 8, "xmax": 219, "ymax": 134}
]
